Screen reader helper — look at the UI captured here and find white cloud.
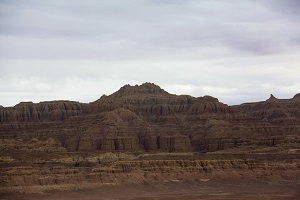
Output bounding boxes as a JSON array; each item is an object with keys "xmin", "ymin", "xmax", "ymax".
[
  {"xmin": 163, "ymin": 84, "xmax": 197, "ymax": 95},
  {"xmin": 0, "ymin": 0, "xmax": 300, "ymax": 106}
]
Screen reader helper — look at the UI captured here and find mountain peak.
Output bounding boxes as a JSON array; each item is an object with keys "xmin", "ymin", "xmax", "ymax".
[
  {"xmin": 293, "ymin": 93, "xmax": 300, "ymax": 99},
  {"xmin": 267, "ymin": 94, "xmax": 277, "ymax": 101},
  {"xmin": 110, "ymin": 82, "xmax": 169, "ymax": 98}
]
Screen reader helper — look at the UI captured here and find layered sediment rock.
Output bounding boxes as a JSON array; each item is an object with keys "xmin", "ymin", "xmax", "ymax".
[
  {"xmin": 0, "ymin": 101, "xmax": 86, "ymax": 141},
  {"xmin": 236, "ymin": 94, "xmax": 300, "ymax": 124},
  {"xmin": 0, "ymin": 101, "xmax": 85, "ymax": 122},
  {"xmin": 0, "ymin": 83, "xmax": 299, "ymax": 153},
  {"xmin": 1, "ymin": 83, "xmax": 299, "ymax": 195},
  {"xmin": 1, "ymin": 152, "xmax": 299, "ymax": 194}
]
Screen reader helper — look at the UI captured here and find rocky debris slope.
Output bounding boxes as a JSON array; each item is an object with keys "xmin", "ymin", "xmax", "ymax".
[{"xmin": 0, "ymin": 83, "xmax": 299, "ymax": 153}]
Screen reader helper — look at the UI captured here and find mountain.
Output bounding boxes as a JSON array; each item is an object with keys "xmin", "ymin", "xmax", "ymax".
[
  {"xmin": 1, "ymin": 83, "xmax": 300, "ymax": 196},
  {"xmin": 1, "ymin": 82, "xmax": 299, "ymax": 153}
]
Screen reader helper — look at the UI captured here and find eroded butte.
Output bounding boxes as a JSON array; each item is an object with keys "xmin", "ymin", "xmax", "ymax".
[{"xmin": 1, "ymin": 83, "xmax": 299, "ymax": 199}]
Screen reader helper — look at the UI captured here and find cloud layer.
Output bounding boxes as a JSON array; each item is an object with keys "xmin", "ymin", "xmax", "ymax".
[{"xmin": 1, "ymin": 0, "xmax": 300, "ymax": 106}]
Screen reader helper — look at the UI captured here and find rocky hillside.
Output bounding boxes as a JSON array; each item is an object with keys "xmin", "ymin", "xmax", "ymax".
[
  {"xmin": 236, "ymin": 94, "xmax": 300, "ymax": 125},
  {"xmin": 0, "ymin": 101, "xmax": 86, "ymax": 122},
  {"xmin": 1, "ymin": 151, "xmax": 299, "ymax": 194},
  {"xmin": 1, "ymin": 83, "xmax": 300, "ymax": 196},
  {"xmin": 0, "ymin": 83, "xmax": 299, "ymax": 153}
]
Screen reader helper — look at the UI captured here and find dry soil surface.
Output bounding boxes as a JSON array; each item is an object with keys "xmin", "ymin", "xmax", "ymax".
[{"xmin": 1, "ymin": 181, "xmax": 299, "ymax": 200}]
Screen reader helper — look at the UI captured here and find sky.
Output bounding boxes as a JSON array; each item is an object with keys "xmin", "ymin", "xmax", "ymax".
[{"xmin": 1, "ymin": 0, "xmax": 300, "ymax": 107}]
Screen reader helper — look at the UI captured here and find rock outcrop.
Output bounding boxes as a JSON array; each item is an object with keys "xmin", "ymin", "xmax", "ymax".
[
  {"xmin": 1, "ymin": 83, "xmax": 300, "ymax": 195},
  {"xmin": 0, "ymin": 83, "xmax": 299, "ymax": 153},
  {"xmin": 1, "ymin": 152, "xmax": 299, "ymax": 194},
  {"xmin": 0, "ymin": 101, "xmax": 86, "ymax": 122}
]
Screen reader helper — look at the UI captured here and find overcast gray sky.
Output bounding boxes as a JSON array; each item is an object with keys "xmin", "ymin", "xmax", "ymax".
[{"xmin": 1, "ymin": 0, "xmax": 300, "ymax": 107}]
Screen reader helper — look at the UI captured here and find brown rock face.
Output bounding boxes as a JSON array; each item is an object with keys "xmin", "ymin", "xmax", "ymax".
[
  {"xmin": 1, "ymin": 152, "xmax": 299, "ymax": 194},
  {"xmin": 0, "ymin": 83, "xmax": 300, "ymax": 153},
  {"xmin": 235, "ymin": 94, "xmax": 300, "ymax": 138},
  {"xmin": 1, "ymin": 83, "xmax": 300, "ymax": 196},
  {"xmin": 237, "ymin": 94, "xmax": 300, "ymax": 123},
  {"xmin": 0, "ymin": 101, "xmax": 86, "ymax": 142},
  {"xmin": 0, "ymin": 101, "xmax": 86, "ymax": 122}
]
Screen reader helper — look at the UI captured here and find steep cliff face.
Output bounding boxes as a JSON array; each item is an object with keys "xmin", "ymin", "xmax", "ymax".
[
  {"xmin": 0, "ymin": 101, "xmax": 85, "ymax": 122},
  {"xmin": 236, "ymin": 94, "xmax": 300, "ymax": 124},
  {"xmin": 0, "ymin": 101, "xmax": 86, "ymax": 141},
  {"xmin": 63, "ymin": 83, "xmax": 239, "ymax": 152},
  {"xmin": 0, "ymin": 83, "xmax": 299, "ymax": 153},
  {"xmin": 1, "ymin": 83, "xmax": 300, "ymax": 195},
  {"xmin": 235, "ymin": 94, "xmax": 300, "ymax": 146},
  {"xmin": 65, "ymin": 83, "xmax": 197, "ymax": 152}
]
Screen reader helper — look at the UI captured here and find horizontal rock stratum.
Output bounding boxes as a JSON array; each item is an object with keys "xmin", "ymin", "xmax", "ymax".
[
  {"xmin": 0, "ymin": 83, "xmax": 300, "ymax": 196},
  {"xmin": 0, "ymin": 82, "xmax": 300, "ymax": 152}
]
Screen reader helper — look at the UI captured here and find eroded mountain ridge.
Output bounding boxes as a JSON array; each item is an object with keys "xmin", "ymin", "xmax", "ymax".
[{"xmin": 1, "ymin": 82, "xmax": 299, "ymax": 153}]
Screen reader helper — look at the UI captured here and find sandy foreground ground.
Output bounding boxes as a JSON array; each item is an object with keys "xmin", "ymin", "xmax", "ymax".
[{"xmin": 1, "ymin": 181, "xmax": 299, "ymax": 200}]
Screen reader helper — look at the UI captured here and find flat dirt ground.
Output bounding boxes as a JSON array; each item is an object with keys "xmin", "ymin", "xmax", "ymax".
[{"xmin": 2, "ymin": 181, "xmax": 299, "ymax": 200}]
